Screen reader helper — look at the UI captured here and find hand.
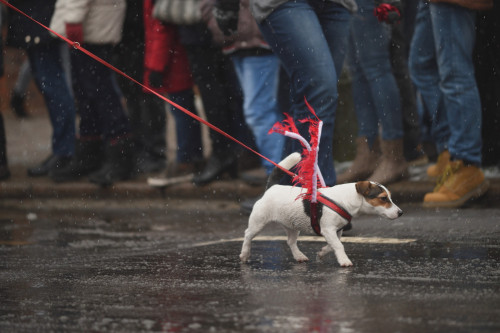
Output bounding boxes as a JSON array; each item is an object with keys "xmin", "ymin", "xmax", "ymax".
[
  {"xmin": 374, "ymin": 1, "xmax": 401, "ymax": 24},
  {"xmin": 149, "ymin": 71, "xmax": 164, "ymax": 88},
  {"xmin": 212, "ymin": 7, "xmax": 238, "ymax": 36},
  {"xmin": 65, "ymin": 23, "xmax": 84, "ymax": 44}
]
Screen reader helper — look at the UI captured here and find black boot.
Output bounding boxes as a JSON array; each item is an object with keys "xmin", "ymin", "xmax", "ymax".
[
  {"xmin": 28, "ymin": 154, "xmax": 72, "ymax": 177},
  {"xmin": 192, "ymin": 153, "xmax": 238, "ymax": 186},
  {"xmin": 88, "ymin": 138, "xmax": 134, "ymax": 186},
  {"xmin": 50, "ymin": 139, "xmax": 103, "ymax": 182}
]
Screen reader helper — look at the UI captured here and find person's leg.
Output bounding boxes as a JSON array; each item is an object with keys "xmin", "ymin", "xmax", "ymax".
[
  {"xmin": 259, "ymin": 0, "xmax": 351, "ymax": 185},
  {"xmin": 168, "ymin": 89, "xmax": 203, "ymax": 164},
  {"xmin": 409, "ymin": 1, "xmax": 450, "ymax": 155},
  {"xmin": 185, "ymin": 45, "xmax": 239, "ymax": 184},
  {"xmin": 28, "ymin": 43, "xmax": 76, "ymax": 158},
  {"xmin": 74, "ymin": 44, "xmax": 131, "ymax": 141},
  {"xmin": 347, "ymin": 29, "xmax": 379, "ymax": 146},
  {"xmin": 420, "ymin": 3, "xmax": 488, "ymax": 207},
  {"xmin": 430, "ymin": 3, "xmax": 482, "ymax": 166},
  {"xmin": 231, "ymin": 54, "xmax": 284, "ymax": 174},
  {"xmin": 336, "ymin": 31, "xmax": 382, "ymax": 184},
  {"xmin": 73, "ymin": 44, "xmax": 133, "ymax": 185},
  {"xmin": 349, "ymin": 0, "xmax": 403, "ymax": 142},
  {"xmin": 185, "ymin": 45, "xmax": 235, "ymax": 158},
  {"xmin": 26, "ymin": 42, "xmax": 76, "ymax": 177}
]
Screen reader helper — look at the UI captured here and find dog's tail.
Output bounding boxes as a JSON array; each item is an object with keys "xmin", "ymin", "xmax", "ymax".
[{"xmin": 266, "ymin": 152, "xmax": 302, "ymax": 190}]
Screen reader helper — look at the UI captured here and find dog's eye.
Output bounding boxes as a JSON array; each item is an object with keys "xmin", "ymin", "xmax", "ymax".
[{"xmin": 380, "ymin": 196, "xmax": 389, "ymax": 202}]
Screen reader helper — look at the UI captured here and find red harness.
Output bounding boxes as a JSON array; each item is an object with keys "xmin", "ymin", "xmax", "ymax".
[{"xmin": 309, "ymin": 194, "xmax": 352, "ymax": 236}]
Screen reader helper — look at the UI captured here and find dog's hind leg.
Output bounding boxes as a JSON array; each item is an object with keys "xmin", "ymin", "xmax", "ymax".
[
  {"xmin": 239, "ymin": 212, "xmax": 268, "ymax": 262},
  {"xmin": 317, "ymin": 244, "xmax": 333, "ymax": 260},
  {"xmin": 321, "ymin": 229, "xmax": 353, "ymax": 267},
  {"xmin": 285, "ymin": 228, "xmax": 309, "ymax": 262}
]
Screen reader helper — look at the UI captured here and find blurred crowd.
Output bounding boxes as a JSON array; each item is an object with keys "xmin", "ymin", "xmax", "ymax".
[{"xmin": 0, "ymin": 0, "xmax": 498, "ymax": 210}]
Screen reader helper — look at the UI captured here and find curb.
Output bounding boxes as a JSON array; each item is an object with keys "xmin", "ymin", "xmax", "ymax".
[{"xmin": 2, "ymin": 174, "xmax": 499, "ymax": 206}]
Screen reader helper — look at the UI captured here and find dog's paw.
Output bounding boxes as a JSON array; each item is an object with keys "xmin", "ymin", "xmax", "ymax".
[
  {"xmin": 339, "ymin": 259, "xmax": 353, "ymax": 267},
  {"xmin": 239, "ymin": 252, "xmax": 250, "ymax": 262},
  {"xmin": 294, "ymin": 254, "xmax": 309, "ymax": 263}
]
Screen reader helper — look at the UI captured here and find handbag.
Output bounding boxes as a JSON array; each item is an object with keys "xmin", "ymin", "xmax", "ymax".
[{"xmin": 152, "ymin": 0, "xmax": 203, "ymax": 25}]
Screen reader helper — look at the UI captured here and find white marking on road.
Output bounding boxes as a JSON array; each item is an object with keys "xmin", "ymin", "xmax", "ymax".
[{"xmin": 192, "ymin": 236, "xmax": 417, "ymax": 248}]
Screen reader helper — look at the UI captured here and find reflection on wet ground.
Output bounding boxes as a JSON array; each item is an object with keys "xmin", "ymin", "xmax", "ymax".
[{"xmin": 0, "ymin": 203, "xmax": 499, "ymax": 332}]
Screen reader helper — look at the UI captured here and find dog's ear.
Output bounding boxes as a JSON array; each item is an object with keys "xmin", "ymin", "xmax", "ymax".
[
  {"xmin": 355, "ymin": 181, "xmax": 382, "ymax": 199},
  {"xmin": 355, "ymin": 181, "xmax": 371, "ymax": 196}
]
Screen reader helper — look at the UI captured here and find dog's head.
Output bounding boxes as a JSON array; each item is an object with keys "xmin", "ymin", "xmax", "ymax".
[{"xmin": 355, "ymin": 181, "xmax": 403, "ymax": 219}]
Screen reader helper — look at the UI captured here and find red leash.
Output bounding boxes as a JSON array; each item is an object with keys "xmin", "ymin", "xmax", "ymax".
[{"xmin": 2, "ymin": 0, "xmax": 352, "ymax": 233}]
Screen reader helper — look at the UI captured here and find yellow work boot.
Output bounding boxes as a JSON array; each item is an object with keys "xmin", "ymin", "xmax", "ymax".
[
  {"xmin": 427, "ymin": 150, "xmax": 450, "ymax": 180},
  {"xmin": 423, "ymin": 160, "xmax": 489, "ymax": 208}
]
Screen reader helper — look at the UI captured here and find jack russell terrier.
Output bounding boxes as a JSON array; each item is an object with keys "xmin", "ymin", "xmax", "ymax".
[{"xmin": 240, "ymin": 153, "xmax": 403, "ymax": 267}]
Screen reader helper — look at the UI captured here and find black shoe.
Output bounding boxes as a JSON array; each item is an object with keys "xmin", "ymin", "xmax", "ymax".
[
  {"xmin": 27, "ymin": 154, "xmax": 72, "ymax": 177},
  {"xmin": 10, "ymin": 92, "xmax": 29, "ymax": 118},
  {"xmin": 0, "ymin": 165, "xmax": 10, "ymax": 180},
  {"xmin": 135, "ymin": 151, "xmax": 166, "ymax": 174},
  {"xmin": 240, "ymin": 167, "xmax": 268, "ymax": 187},
  {"xmin": 192, "ymin": 154, "xmax": 237, "ymax": 186},
  {"xmin": 88, "ymin": 138, "xmax": 134, "ymax": 186},
  {"xmin": 50, "ymin": 140, "xmax": 104, "ymax": 182}
]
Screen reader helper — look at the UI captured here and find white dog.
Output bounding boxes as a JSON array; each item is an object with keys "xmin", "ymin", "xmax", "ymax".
[{"xmin": 240, "ymin": 153, "xmax": 403, "ymax": 267}]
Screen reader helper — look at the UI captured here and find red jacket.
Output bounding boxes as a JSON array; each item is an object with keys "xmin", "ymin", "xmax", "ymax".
[{"xmin": 143, "ymin": 0, "xmax": 193, "ymax": 94}]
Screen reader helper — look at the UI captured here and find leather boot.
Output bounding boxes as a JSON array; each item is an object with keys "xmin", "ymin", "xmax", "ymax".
[
  {"xmin": 427, "ymin": 150, "xmax": 450, "ymax": 180},
  {"xmin": 369, "ymin": 138, "xmax": 409, "ymax": 185},
  {"xmin": 423, "ymin": 160, "xmax": 489, "ymax": 208},
  {"xmin": 192, "ymin": 153, "xmax": 238, "ymax": 186},
  {"xmin": 88, "ymin": 138, "xmax": 134, "ymax": 186},
  {"xmin": 50, "ymin": 139, "xmax": 104, "ymax": 182},
  {"xmin": 337, "ymin": 137, "xmax": 380, "ymax": 184},
  {"xmin": 28, "ymin": 154, "xmax": 72, "ymax": 177}
]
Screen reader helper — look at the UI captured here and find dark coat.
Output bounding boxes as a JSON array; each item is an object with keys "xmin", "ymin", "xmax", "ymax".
[
  {"xmin": 6, "ymin": 0, "xmax": 58, "ymax": 49},
  {"xmin": 143, "ymin": 0, "xmax": 193, "ymax": 94}
]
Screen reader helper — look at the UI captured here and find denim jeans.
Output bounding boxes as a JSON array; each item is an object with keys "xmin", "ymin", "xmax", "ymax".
[
  {"xmin": 231, "ymin": 54, "xmax": 284, "ymax": 174},
  {"xmin": 169, "ymin": 89, "xmax": 203, "ymax": 164},
  {"xmin": 259, "ymin": 0, "xmax": 352, "ymax": 185},
  {"xmin": 28, "ymin": 42, "xmax": 76, "ymax": 156},
  {"xmin": 348, "ymin": 0, "xmax": 403, "ymax": 145},
  {"xmin": 409, "ymin": 2, "xmax": 482, "ymax": 165},
  {"xmin": 71, "ymin": 44, "xmax": 130, "ymax": 141}
]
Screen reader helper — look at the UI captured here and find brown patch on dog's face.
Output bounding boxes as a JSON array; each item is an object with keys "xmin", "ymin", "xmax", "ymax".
[{"xmin": 355, "ymin": 181, "xmax": 393, "ymax": 208}]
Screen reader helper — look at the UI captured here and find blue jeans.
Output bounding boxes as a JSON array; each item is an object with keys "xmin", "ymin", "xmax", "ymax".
[
  {"xmin": 231, "ymin": 54, "xmax": 284, "ymax": 174},
  {"xmin": 28, "ymin": 42, "xmax": 76, "ymax": 156},
  {"xmin": 71, "ymin": 44, "xmax": 130, "ymax": 141},
  {"xmin": 347, "ymin": 0, "xmax": 403, "ymax": 145},
  {"xmin": 169, "ymin": 89, "xmax": 203, "ymax": 163},
  {"xmin": 409, "ymin": 2, "xmax": 482, "ymax": 165},
  {"xmin": 259, "ymin": 0, "xmax": 352, "ymax": 185}
]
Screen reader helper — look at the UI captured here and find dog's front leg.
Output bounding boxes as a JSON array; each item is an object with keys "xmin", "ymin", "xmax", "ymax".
[{"xmin": 321, "ymin": 229, "xmax": 353, "ymax": 267}]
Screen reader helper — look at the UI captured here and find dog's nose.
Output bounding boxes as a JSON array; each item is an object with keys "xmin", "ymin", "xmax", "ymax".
[{"xmin": 398, "ymin": 210, "xmax": 403, "ymax": 217}]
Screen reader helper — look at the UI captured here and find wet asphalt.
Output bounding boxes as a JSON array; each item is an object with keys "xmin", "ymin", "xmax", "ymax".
[{"xmin": 1, "ymin": 197, "xmax": 499, "ymax": 333}]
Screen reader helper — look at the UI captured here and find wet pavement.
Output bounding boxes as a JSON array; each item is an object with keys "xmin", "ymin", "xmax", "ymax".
[{"xmin": 1, "ymin": 198, "xmax": 499, "ymax": 332}]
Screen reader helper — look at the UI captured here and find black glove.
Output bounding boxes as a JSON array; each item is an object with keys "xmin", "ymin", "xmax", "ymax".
[
  {"xmin": 212, "ymin": 4, "xmax": 239, "ymax": 36},
  {"xmin": 149, "ymin": 70, "xmax": 163, "ymax": 88}
]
